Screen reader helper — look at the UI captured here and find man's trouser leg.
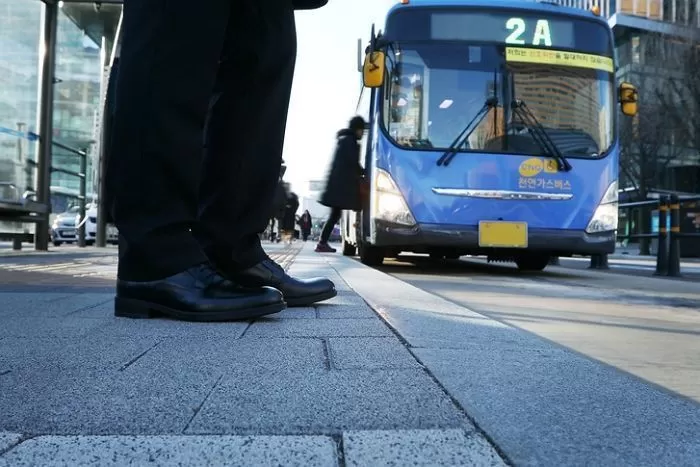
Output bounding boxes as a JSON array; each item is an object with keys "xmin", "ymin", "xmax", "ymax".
[
  {"xmin": 106, "ymin": 0, "xmax": 231, "ymax": 280},
  {"xmin": 195, "ymin": 0, "xmax": 297, "ymax": 270}
]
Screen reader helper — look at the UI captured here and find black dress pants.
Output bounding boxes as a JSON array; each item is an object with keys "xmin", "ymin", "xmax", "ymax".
[{"xmin": 107, "ymin": 0, "xmax": 297, "ymax": 280}]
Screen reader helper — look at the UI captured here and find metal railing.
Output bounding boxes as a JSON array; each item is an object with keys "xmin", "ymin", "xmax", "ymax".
[
  {"xmin": 1, "ymin": 131, "xmax": 90, "ymax": 250},
  {"xmin": 589, "ymin": 194, "xmax": 700, "ymax": 276}
]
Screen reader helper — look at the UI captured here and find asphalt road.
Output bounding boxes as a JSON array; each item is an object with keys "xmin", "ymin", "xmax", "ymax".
[{"xmin": 376, "ymin": 254, "xmax": 700, "ymax": 403}]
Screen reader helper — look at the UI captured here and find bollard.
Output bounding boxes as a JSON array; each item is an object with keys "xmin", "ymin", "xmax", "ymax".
[
  {"xmin": 654, "ymin": 195, "xmax": 668, "ymax": 276},
  {"xmin": 548, "ymin": 256, "xmax": 560, "ymax": 266},
  {"xmin": 589, "ymin": 253, "xmax": 609, "ymax": 269},
  {"xmin": 12, "ymin": 238, "xmax": 22, "ymax": 251},
  {"xmin": 667, "ymin": 194, "xmax": 681, "ymax": 277}
]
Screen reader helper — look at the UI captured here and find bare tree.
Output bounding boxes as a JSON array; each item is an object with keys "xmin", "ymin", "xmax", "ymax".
[
  {"xmin": 656, "ymin": 38, "xmax": 700, "ymax": 153},
  {"xmin": 619, "ymin": 99, "xmax": 686, "ymax": 254},
  {"xmin": 617, "ymin": 31, "xmax": 699, "ymax": 254}
]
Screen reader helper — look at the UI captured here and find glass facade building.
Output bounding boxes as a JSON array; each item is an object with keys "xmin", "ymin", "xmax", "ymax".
[
  {"xmin": 0, "ymin": 0, "xmax": 121, "ymax": 234},
  {"xmin": 552, "ymin": 0, "xmax": 700, "ymax": 193}
]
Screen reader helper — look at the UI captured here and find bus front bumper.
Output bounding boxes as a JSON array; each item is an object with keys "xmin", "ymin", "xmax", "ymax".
[{"xmin": 371, "ymin": 221, "xmax": 615, "ymax": 256}]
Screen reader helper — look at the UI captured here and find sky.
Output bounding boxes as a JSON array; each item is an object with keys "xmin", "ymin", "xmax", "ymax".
[{"xmin": 283, "ymin": 0, "xmax": 398, "ymax": 196}]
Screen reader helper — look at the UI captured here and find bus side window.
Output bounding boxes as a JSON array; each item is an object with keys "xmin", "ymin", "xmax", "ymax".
[{"xmin": 382, "ymin": 67, "xmax": 393, "ymax": 130}]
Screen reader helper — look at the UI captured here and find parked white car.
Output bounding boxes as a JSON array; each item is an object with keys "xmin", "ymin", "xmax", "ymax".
[{"xmin": 50, "ymin": 204, "xmax": 118, "ymax": 246}]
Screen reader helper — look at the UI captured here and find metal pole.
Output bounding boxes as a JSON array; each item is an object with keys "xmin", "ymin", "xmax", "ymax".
[
  {"xmin": 654, "ymin": 196, "xmax": 668, "ymax": 276},
  {"xmin": 589, "ymin": 253, "xmax": 609, "ymax": 269},
  {"xmin": 96, "ymin": 65, "xmax": 114, "ymax": 248},
  {"xmin": 95, "ymin": 112, "xmax": 108, "ymax": 247},
  {"xmin": 16, "ymin": 123, "xmax": 25, "ymax": 163},
  {"xmin": 667, "ymin": 194, "xmax": 682, "ymax": 277},
  {"xmin": 77, "ymin": 151, "xmax": 87, "ymax": 247},
  {"xmin": 34, "ymin": 0, "xmax": 58, "ymax": 251}
]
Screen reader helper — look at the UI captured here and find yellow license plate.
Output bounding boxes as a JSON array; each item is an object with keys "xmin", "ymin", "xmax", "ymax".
[{"xmin": 478, "ymin": 221, "xmax": 528, "ymax": 248}]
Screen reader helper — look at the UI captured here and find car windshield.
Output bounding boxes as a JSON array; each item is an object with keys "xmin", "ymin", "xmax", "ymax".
[{"xmin": 380, "ymin": 42, "xmax": 615, "ymax": 157}]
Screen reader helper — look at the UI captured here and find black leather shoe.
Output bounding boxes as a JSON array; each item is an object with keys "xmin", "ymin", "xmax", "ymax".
[
  {"xmin": 228, "ymin": 258, "xmax": 336, "ymax": 307},
  {"xmin": 115, "ymin": 264, "xmax": 285, "ymax": 322}
]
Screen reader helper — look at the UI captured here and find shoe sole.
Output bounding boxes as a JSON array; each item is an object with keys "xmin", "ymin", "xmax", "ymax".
[
  {"xmin": 285, "ymin": 288, "xmax": 338, "ymax": 307},
  {"xmin": 114, "ymin": 297, "xmax": 285, "ymax": 322}
]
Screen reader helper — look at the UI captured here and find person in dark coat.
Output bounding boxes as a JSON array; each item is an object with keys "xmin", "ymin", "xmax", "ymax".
[
  {"xmin": 299, "ymin": 210, "xmax": 312, "ymax": 241},
  {"xmin": 105, "ymin": 0, "xmax": 336, "ymax": 322},
  {"xmin": 281, "ymin": 189, "xmax": 299, "ymax": 244},
  {"xmin": 316, "ymin": 116, "xmax": 366, "ymax": 253}
]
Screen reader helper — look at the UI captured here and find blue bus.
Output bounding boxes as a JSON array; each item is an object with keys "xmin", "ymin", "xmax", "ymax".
[{"xmin": 341, "ymin": 0, "xmax": 638, "ymax": 271}]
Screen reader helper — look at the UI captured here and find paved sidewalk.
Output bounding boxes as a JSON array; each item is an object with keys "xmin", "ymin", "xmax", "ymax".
[
  {"xmin": 3, "ymin": 242, "xmax": 699, "ymax": 466},
  {"xmin": 0, "ymin": 242, "xmax": 504, "ymax": 466}
]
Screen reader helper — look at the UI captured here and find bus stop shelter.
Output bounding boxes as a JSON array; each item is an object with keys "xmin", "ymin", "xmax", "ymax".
[{"xmin": 23, "ymin": 0, "xmax": 122, "ymax": 250}]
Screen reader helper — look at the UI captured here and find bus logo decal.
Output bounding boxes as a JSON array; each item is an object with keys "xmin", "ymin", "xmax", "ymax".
[{"xmin": 518, "ymin": 158, "xmax": 544, "ymax": 177}]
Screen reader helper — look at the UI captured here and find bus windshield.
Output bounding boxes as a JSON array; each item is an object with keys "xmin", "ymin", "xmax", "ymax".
[{"xmin": 380, "ymin": 42, "xmax": 615, "ymax": 158}]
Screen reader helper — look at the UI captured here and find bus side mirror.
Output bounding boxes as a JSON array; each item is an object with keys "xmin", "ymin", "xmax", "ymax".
[
  {"xmin": 363, "ymin": 51, "xmax": 385, "ymax": 88},
  {"xmin": 619, "ymin": 82, "xmax": 638, "ymax": 116}
]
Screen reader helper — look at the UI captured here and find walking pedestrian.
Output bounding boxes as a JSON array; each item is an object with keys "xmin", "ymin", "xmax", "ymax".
[
  {"xmin": 299, "ymin": 210, "xmax": 312, "ymax": 241},
  {"xmin": 316, "ymin": 116, "xmax": 367, "ymax": 253},
  {"xmin": 106, "ymin": 0, "xmax": 335, "ymax": 322}
]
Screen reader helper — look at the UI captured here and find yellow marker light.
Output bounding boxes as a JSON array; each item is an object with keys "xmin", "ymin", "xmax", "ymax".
[
  {"xmin": 400, "ymin": 0, "xmax": 409, "ymax": 4},
  {"xmin": 591, "ymin": 5, "xmax": 601, "ymax": 15}
]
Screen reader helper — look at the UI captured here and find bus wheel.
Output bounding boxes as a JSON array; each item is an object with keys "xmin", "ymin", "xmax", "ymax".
[
  {"xmin": 342, "ymin": 238, "xmax": 356, "ymax": 256},
  {"xmin": 359, "ymin": 242, "xmax": 384, "ymax": 266},
  {"xmin": 515, "ymin": 255, "xmax": 550, "ymax": 272}
]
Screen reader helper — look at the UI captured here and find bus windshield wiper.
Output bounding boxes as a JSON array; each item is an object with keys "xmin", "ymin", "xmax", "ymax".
[
  {"xmin": 510, "ymin": 99, "xmax": 572, "ymax": 172},
  {"xmin": 437, "ymin": 96, "xmax": 498, "ymax": 167}
]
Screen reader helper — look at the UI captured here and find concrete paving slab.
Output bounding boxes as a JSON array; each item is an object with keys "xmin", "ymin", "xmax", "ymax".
[
  {"xmin": 245, "ymin": 317, "xmax": 393, "ymax": 338},
  {"xmin": 327, "ymin": 337, "xmax": 422, "ymax": 370},
  {"xmin": 128, "ymin": 337, "xmax": 328, "ymax": 375},
  {"xmin": 276, "ymin": 307, "xmax": 317, "ymax": 319},
  {"xmin": 0, "ymin": 293, "xmax": 74, "ymax": 313},
  {"xmin": 89, "ymin": 316, "xmax": 250, "ymax": 339},
  {"xmin": 0, "ymin": 316, "xmax": 107, "ymax": 338},
  {"xmin": 414, "ymin": 346, "xmax": 700, "ymax": 467},
  {"xmin": 187, "ymin": 369, "xmax": 471, "ymax": 435},
  {"xmin": 0, "ymin": 433, "xmax": 22, "ymax": 453},
  {"xmin": 0, "ymin": 335, "xmax": 160, "ymax": 373},
  {"xmin": 317, "ymin": 302, "xmax": 376, "ymax": 319},
  {"xmin": 0, "ymin": 365, "xmax": 219, "ymax": 435},
  {"xmin": 343, "ymin": 429, "xmax": 505, "ymax": 467},
  {"xmin": 327, "ymin": 259, "xmax": 551, "ymax": 350},
  {"xmin": 318, "ymin": 291, "xmax": 370, "ymax": 308},
  {"xmin": 0, "ymin": 338, "xmax": 328, "ymax": 435},
  {"xmin": 326, "ymin": 254, "xmax": 700, "ymax": 466},
  {"xmin": 0, "ymin": 435, "xmax": 338, "ymax": 467}
]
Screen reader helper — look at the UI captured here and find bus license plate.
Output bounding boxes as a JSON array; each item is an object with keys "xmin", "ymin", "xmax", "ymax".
[{"xmin": 478, "ymin": 221, "xmax": 528, "ymax": 248}]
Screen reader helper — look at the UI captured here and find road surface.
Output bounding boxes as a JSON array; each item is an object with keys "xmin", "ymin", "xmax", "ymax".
[{"xmin": 377, "ymin": 254, "xmax": 700, "ymax": 402}]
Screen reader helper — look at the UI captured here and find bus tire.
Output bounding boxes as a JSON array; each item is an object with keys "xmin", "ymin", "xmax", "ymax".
[
  {"xmin": 515, "ymin": 255, "xmax": 550, "ymax": 272},
  {"xmin": 342, "ymin": 239, "xmax": 356, "ymax": 256},
  {"xmin": 359, "ymin": 242, "xmax": 384, "ymax": 266}
]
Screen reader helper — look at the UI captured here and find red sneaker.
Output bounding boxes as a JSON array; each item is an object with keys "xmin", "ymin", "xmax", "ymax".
[{"xmin": 315, "ymin": 243, "xmax": 336, "ymax": 253}]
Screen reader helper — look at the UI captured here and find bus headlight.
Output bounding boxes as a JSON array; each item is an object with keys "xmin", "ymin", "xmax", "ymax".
[
  {"xmin": 374, "ymin": 169, "xmax": 416, "ymax": 226},
  {"xmin": 585, "ymin": 181, "xmax": 618, "ymax": 234}
]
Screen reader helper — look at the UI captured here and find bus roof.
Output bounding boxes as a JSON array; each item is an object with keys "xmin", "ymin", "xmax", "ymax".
[{"xmin": 386, "ymin": 0, "xmax": 607, "ymax": 26}]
